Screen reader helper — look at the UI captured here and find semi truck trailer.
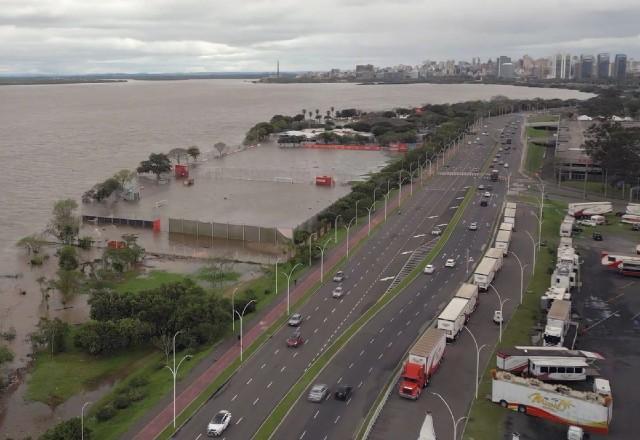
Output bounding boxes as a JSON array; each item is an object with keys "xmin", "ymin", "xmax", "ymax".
[{"xmin": 398, "ymin": 328, "xmax": 446, "ymax": 399}]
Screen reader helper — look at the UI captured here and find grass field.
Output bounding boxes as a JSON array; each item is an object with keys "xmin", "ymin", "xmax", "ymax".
[
  {"xmin": 463, "ymin": 199, "xmax": 566, "ymax": 440},
  {"xmin": 525, "ymin": 143, "xmax": 545, "ymax": 174},
  {"xmin": 526, "ymin": 126, "xmax": 550, "ymax": 139},
  {"xmin": 115, "ymin": 270, "xmax": 191, "ymax": 293},
  {"xmin": 560, "ymin": 180, "xmax": 633, "ymax": 201},
  {"xmin": 529, "ymin": 114, "xmax": 558, "ymax": 123}
]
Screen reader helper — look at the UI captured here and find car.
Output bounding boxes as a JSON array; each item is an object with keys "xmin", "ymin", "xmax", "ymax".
[
  {"xmin": 480, "ymin": 199, "xmax": 488, "ymax": 207},
  {"xmin": 632, "ymin": 223, "xmax": 640, "ymax": 231},
  {"xmin": 493, "ymin": 310, "xmax": 503, "ymax": 325},
  {"xmin": 592, "ymin": 231, "xmax": 603, "ymax": 241},
  {"xmin": 482, "ymin": 132, "xmax": 488, "ymax": 135},
  {"xmin": 472, "ymin": 167, "xmax": 480, "ymax": 173},
  {"xmin": 431, "ymin": 228, "xmax": 442, "ymax": 236},
  {"xmin": 445, "ymin": 258, "xmax": 456, "ymax": 268},
  {"xmin": 423, "ymin": 264, "xmax": 435, "ymax": 274},
  {"xmin": 332, "ymin": 271, "xmax": 345, "ymax": 282},
  {"xmin": 286, "ymin": 331, "xmax": 305, "ymax": 348},
  {"xmin": 332, "ymin": 285, "xmax": 344, "ymax": 298},
  {"xmin": 503, "ymin": 163, "xmax": 509, "ymax": 168},
  {"xmin": 577, "ymin": 219, "xmax": 596, "ymax": 227},
  {"xmin": 308, "ymin": 384, "xmax": 329, "ymax": 402},
  {"xmin": 498, "ymin": 161, "xmax": 504, "ymax": 166},
  {"xmin": 468, "ymin": 222, "xmax": 478, "ymax": 231},
  {"xmin": 483, "ymin": 191, "xmax": 491, "ymax": 198},
  {"xmin": 478, "ymin": 184, "xmax": 485, "ymax": 190},
  {"xmin": 492, "ymin": 158, "xmax": 498, "ymax": 163},
  {"xmin": 334, "ymin": 385, "xmax": 353, "ymax": 401},
  {"xmin": 572, "ymin": 226, "xmax": 583, "ymax": 233},
  {"xmin": 288, "ymin": 313, "xmax": 303, "ymax": 327},
  {"xmin": 207, "ymin": 410, "xmax": 232, "ymax": 437}
]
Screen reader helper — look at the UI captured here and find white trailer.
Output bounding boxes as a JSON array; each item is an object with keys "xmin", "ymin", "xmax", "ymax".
[
  {"xmin": 506, "ymin": 202, "xmax": 517, "ymax": 211},
  {"xmin": 560, "ymin": 221, "xmax": 573, "ymax": 238},
  {"xmin": 557, "ymin": 247, "xmax": 579, "ymax": 266},
  {"xmin": 559, "ymin": 237, "xmax": 573, "ymax": 249},
  {"xmin": 485, "ymin": 248, "xmax": 504, "ymax": 271},
  {"xmin": 437, "ymin": 297, "xmax": 469, "ymax": 341},
  {"xmin": 454, "ymin": 283, "xmax": 479, "ymax": 320},
  {"xmin": 551, "ymin": 263, "xmax": 576, "ymax": 291},
  {"xmin": 497, "ymin": 346, "xmax": 604, "ymax": 375},
  {"xmin": 568, "ymin": 202, "xmax": 612, "ymax": 218},
  {"xmin": 543, "ymin": 300, "xmax": 571, "ymax": 347},
  {"xmin": 473, "ymin": 257, "xmax": 498, "ymax": 291},
  {"xmin": 503, "ymin": 216, "xmax": 516, "ymax": 231},
  {"xmin": 499, "ymin": 222, "xmax": 513, "ymax": 233},
  {"xmin": 505, "ymin": 207, "xmax": 516, "ymax": 218},
  {"xmin": 491, "ymin": 370, "xmax": 612, "ymax": 434},
  {"xmin": 540, "ymin": 287, "xmax": 571, "ymax": 310},
  {"xmin": 495, "ymin": 230, "xmax": 512, "ymax": 256}
]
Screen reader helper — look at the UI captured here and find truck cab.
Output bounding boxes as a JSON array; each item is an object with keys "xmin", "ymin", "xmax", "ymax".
[
  {"xmin": 543, "ymin": 325, "xmax": 564, "ymax": 347},
  {"xmin": 398, "ymin": 362, "xmax": 425, "ymax": 399}
]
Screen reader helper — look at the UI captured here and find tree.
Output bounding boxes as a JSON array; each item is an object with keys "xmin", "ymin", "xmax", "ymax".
[
  {"xmin": 17, "ymin": 233, "xmax": 47, "ymax": 255},
  {"xmin": 113, "ymin": 169, "xmax": 136, "ymax": 187},
  {"xmin": 137, "ymin": 153, "xmax": 171, "ymax": 179},
  {"xmin": 41, "ymin": 417, "xmax": 90, "ymax": 440},
  {"xmin": 167, "ymin": 148, "xmax": 188, "ymax": 164},
  {"xmin": 58, "ymin": 245, "xmax": 79, "ymax": 271},
  {"xmin": 214, "ymin": 142, "xmax": 227, "ymax": 157},
  {"xmin": 0, "ymin": 345, "xmax": 13, "ymax": 365},
  {"xmin": 584, "ymin": 122, "xmax": 640, "ymax": 184},
  {"xmin": 187, "ymin": 146, "xmax": 201, "ymax": 162},
  {"xmin": 30, "ymin": 317, "xmax": 69, "ymax": 356},
  {"xmin": 48, "ymin": 199, "xmax": 80, "ymax": 244},
  {"xmin": 52, "ymin": 269, "xmax": 83, "ymax": 302}
]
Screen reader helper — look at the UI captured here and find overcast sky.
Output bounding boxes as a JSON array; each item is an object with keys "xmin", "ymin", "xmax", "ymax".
[{"xmin": 1, "ymin": 0, "xmax": 639, "ymax": 74}]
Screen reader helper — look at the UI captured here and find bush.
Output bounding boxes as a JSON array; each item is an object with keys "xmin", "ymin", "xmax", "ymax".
[
  {"xmin": 30, "ymin": 254, "xmax": 46, "ymax": 266},
  {"xmin": 113, "ymin": 394, "xmax": 131, "ymax": 409},
  {"xmin": 78, "ymin": 236, "xmax": 93, "ymax": 250},
  {"xmin": 129, "ymin": 376, "xmax": 149, "ymax": 388},
  {"xmin": 127, "ymin": 387, "xmax": 147, "ymax": 402},
  {"xmin": 41, "ymin": 417, "xmax": 89, "ymax": 440},
  {"xmin": 0, "ymin": 345, "xmax": 14, "ymax": 365},
  {"xmin": 95, "ymin": 404, "xmax": 117, "ymax": 422}
]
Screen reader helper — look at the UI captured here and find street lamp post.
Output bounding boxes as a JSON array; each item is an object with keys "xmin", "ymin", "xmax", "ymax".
[
  {"xmin": 372, "ymin": 187, "xmax": 379, "ymax": 209},
  {"xmin": 530, "ymin": 210, "xmax": 542, "ymax": 251},
  {"xmin": 165, "ymin": 330, "xmax": 192, "ymax": 428},
  {"xmin": 355, "ymin": 199, "xmax": 360, "ymax": 225},
  {"xmin": 384, "ymin": 193, "xmax": 389, "ymax": 221},
  {"xmin": 81, "ymin": 401, "xmax": 91, "ymax": 440},
  {"xmin": 308, "ymin": 232, "xmax": 317, "ymax": 267},
  {"xmin": 463, "ymin": 326, "xmax": 487, "ymax": 400},
  {"xmin": 398, "ymin": 170, "xmax": 404, "ymax": 206},
  {"xmin": 366, "ymin": 203, "xmax": 375, "ymax": 236},
  {"xmin": 345, "ymin": 217, "xmax": 357, "ymax": 260},
  {"xmin": 275, "ymin": 258, "xmax": 280, "ymax": 297},
  {"xmin": 489, "ymin": 284, "xmax": 510, "ymax": 343},
  {"xmin": 231, "ymin": 288, "xmax": 238, "ymax": 332},
  {"xmin": 234, "ymin": 300, "xmax": 256, "ymax": 362},
  {"xmin": 431, "ymin": 392, "xmax": 467, "ymax": 440},
  {"xmin": 509, "ymin": 251, "xmax": 525, "ymax": 304},
  {"xmin": 285, "ymin": 263, "xmax": 302, "ymax": 316},
  {"xmin": 524, "ymin": 230, "xmax": 537, "ymax": 276},
  {"xmin": 315, "ymin": 240, "xmax": 331, "ymax": 282},
  {"xmin": 334, "ymin": 214, "xmax": 342, "ymax": 243}
]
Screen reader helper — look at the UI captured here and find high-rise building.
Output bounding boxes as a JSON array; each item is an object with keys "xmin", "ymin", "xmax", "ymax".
[
  {"xmin": 355, "ymin": 64, "xmax": 375, "ymax": 80},
  {"xmin": 500, "ymin": 63, "xmax": 515, "ymax": 79},
  {"xmin": 597, "ymin": 53, "xmax": 610, "ymax": 78},
  {"xmin": 613, "ymin": 54, "xmax": 627, "ymax": 80},
  {"xmin": 580, "ymin": 55, "xmax": 594, "ymax": 79},
  {"xmin": 497, "ymin": 55, "xmax": 511, "ymax": 78}
]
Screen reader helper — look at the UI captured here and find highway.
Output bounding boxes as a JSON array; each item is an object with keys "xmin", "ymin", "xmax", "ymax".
[
  {"xmin": 272, "ymin": 115, "xmax": 527, "ymax": 440},
  {"xmin": 174, "ymin": 115, "xmax": 510, "ymax": 440}
]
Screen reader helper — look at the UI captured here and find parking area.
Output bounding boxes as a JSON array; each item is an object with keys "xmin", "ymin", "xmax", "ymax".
[{"xmin": 504, "ymin": 230, "xmax": 639, "ymax": 439}]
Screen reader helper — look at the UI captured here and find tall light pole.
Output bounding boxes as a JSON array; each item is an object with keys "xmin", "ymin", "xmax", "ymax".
[
  {"xmin": 274, "ymin": 258, "xmax": 280, "ymax": 297},
  {"xmin": 509, "ymin": 251, "xmax": 525, "ymax": 304},
  {"xmin": 315, "ymin": 240, "xmax": 331, "ymax": 282},
  {"xmin": 81, "ymin": 401, "xmax": 91, "ymax": 440},
  {"xmin": 334, "ymin": 215, "xmax": 342, "ymax": 243},
  {"xmin": 524, "ymin": 230, "xmax": 537, "ymax": 276},
  {"xmin": 366, "ymin": 203, "xmax": 375, "ymax": 236},
  {"xmin": 234, "ymin": 300, "xmax": 256, "ymax": 362},
  {"xmin": 530, "ymin": 210, "xmax": 542, "ymax": 251},
  {"xmin": 308, "ymin": 232, "xmax": 317, "ymax": 267},
  {"xmin": 166, "ymin": 330, "xmax": 192, "ymax": 428},
  {"xmin": 431, "ymin": 392, "xmax": 467, "ymax": 440},
  {"xmin": 285, "ymin": 263, "xmax": 302, "ymax": 315},
  {"xmin": 384, "ymin": 193, "xmax": 389, "ymax": 221},
  {"xmin": 345, "ymin": 217, "xmax": 357, "ymax": 260},
  {"xmin": 355, "ymin": 199, "xmax": 360, "ymax": 225},
  {"xmin": 489, "ymin": 284, "xmax": 510, "ymax": 343},
  {"xmin": 398, "ymin": 170, "xmax": 404, "ymax": 206},
  {"xmin": 463, "ymin": 325, "xmax": 487, "ymax": 400},
  {"xmin": 231, "ymin": 288, "xmax": 239, "ymax": 332},
  {"xmin": 409, "ymin": 163, "xmax": 414, "ymax": 196},
  {"xmin": 426, "ymin": 158, "xmax": 432, "ymax": 176},
  {"xmin": 372, "ymin": 187, "xmax": 379, "ymax": 208}
]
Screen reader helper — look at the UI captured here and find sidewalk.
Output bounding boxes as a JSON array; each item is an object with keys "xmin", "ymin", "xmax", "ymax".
[{"xmin": 131, "ymin": 176, "xmax": 419, "ymax": 440}]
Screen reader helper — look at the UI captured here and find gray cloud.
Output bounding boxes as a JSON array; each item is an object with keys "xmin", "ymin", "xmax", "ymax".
[{"xmin": 0, "ymin": 0, "xmax": 639, "ymax": 74}]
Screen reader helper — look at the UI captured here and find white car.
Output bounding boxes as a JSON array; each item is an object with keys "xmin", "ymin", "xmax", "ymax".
[
  {"xmin": 577, "ymin": 219, "xmax": 596, "ymax": 227},
  {"xmin": 431, "ymin": 228, "xmax": 442, "ymax": 236},
  {"xmin": 468, "ymin": 222, "xmax": 478, "ymax": 231},
  {"xmin": 493, "ymin": 310, "xmax": 503, "ymax": 324},
  {"xmin": 207, "ymin": 410, "xmax": 232, "ymax": 437},
  {"xmin": 287, "ymin": 313, "xmax": 303, "ymax": 327},
  {"xmin": 483, "ymin": 191, "xmax": 491, "ymax": 198},
  {"xmin": 332, "ymin": 285, "xmax": 344, "ymax": 298},
  {"xmin": 503, "ymin": 163, "xmax": 509, "ymax": 168},
  {"xmin": 423, "ymin": 264, "xmax": 435, "ymax": 274},
  {"xmin": 308, "ymin": 384, "xmax": 329, "ymax": 402},
  {"xmin": 445, "ymin": 259, "xmax": 456, "ymax": 268},
  {"xmin": 332, "ymin": 271, "xmax": 345, "ymax": 282}
]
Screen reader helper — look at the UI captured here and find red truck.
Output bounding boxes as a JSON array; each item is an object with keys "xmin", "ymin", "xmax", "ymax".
[{"xmin": 398, "ymin": 328, "xmax": 446, "ymax": 399}]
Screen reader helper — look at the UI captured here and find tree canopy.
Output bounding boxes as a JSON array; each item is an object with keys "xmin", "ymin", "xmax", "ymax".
[
  {"xmin": 584, "ymin": 122, "xmax": 640, "ymax": 184},
  {"xmin": 137, "ymin": 153, "xmax": 171, "ymax": 179},
  {"xmin": 48, "ymin": 199, "xmax": 80, "ymax": 244}
]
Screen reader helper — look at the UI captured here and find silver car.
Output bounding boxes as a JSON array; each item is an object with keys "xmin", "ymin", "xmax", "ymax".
[{"xmin": 308, "ymin": 384, "xmax": 329, "ymax": 402}]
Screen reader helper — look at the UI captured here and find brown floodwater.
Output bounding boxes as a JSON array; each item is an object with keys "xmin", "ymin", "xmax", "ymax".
[{"xmin": 0, "ymin": 79, "xmax": 593, "ymax": 435}]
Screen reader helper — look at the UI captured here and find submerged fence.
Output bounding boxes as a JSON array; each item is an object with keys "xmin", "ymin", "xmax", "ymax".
[{"xmin": 168, "ymin": 218, "xmax": 291, "ymax": 245}]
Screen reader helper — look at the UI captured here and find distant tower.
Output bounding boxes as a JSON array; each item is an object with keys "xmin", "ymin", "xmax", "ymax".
[{"xmin": 277, "ymin": 60, "xmax": 280, "ymax": 78}]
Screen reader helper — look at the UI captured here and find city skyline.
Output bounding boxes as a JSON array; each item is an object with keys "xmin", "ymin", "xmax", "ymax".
[{"xmin": 2, "ymin": 0, "xmax": 640, "ymax": 74}]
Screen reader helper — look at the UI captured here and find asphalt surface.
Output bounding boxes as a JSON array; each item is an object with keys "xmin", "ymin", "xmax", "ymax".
[
  {"xmin": 272, "ymin": 116, "xmax": 529, "ymax": 440},
  {"xmin": 173, "ymin": 117, "xmax": 512, "ymax": 440},
  {"xmin": 505, "ymin": 230, "xmax": 640, "ymax": 440}
]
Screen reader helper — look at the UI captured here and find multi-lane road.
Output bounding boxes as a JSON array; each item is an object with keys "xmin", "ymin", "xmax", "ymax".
[{"xmin": 175, "ymin": 115, "xmax": 515, "ymax": 440}]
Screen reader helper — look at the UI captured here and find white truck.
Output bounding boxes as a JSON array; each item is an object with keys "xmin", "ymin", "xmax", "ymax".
[
  {"xmin": 506, "ymin": 202, "xmax": 517, "ymax": 211},
  {"xmin": 499, "ymin": 222, "xmax": 513, "ymax": 233},
  {"xmin": 473, "ymin": 257, "xmax": 498, "ymax": 291},
  {"xmin": 454, "ymin": 283, "xmax": 479, "ymax": 320},
  {"xmin": 437, "ymin": 297, "xmax": 469, "ymax": 341},
  {"xmin": 503, "ymin": 216, "xmax": 516, "ymax": 231},
  {"xmin": 540, "ymin": 286, "xmax": 571, "ymax": 310},
  {"xmin": 497, "ymin": 346, "xmax": 604, "ymax": 377},
  {"xmin": 495, "ymin": 230, "xmax": 512, "ymax": 256},
  {"xmin": 485, "ymin": 248, "xmax": 504, "ymax": 271},
  {"xmin": 551, "ymin": 263, "xmax": 576, "ymax": 291},
  {"xmin": 543, "ymin": 300, "xmax": 572, "ymax": 347},
  {"xmin": 560, "ymin": 221, "xmax": 574, "ymax": 238},
  {"xmin": 568, "ymin": 202, "xmax": 612, "ymax": 218},
  {"xmin": 505, "ymin": 207, "xmax": 516, "ymax": 219},
  {"xmin": 491, "ymin": 370, "xmax": 612, "ymax": 435},
  {"xmin": 557, "ymin": 247, "xmax": 579, "ymax": 266},
  {"xmin": 559, "ymin": 237, "xmax": 573, "ymax": 249}
]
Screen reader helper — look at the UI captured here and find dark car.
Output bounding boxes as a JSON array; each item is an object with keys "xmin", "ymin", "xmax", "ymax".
[
  {"xmin": 592, "ymin": 231, "xmax": 603, "ymax": 241},
  {"xmin": 480, "ymin": 199, "xmax": 488, "ymax": 207},
  {"xmin": 286, "ymin": 330, "xmax": 304, "ymax": 348},
  {"xmin": 572, "ymin": 226, "xmax": 583, "ymax": 233},
  {"xmin": 334, "ymin": 385, "xmax": 353, "ymax": 401}
]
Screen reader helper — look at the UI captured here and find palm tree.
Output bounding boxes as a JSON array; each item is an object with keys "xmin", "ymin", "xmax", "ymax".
[
  {"xmin": 302, "ymin": 109, "xmax": 306, "ymax": 120},
  {"xmin": 331, "ymin": 106, "xmax": 335, "ymax": 117},
  {"xmin": 326, "ymin": 110, "xmax": 331, "ymax": 120}
]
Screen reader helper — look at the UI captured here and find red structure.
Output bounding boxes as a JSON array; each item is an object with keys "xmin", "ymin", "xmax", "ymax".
[
  {"xmin": 175, "ymin": 164, "xmax": 189, "ymax": 178},
  {"xmin": 153, "ymin": 219, "xmax": 161, "ymax": 232},
  {"xmin": 107, "ymin": 240, "xmax": 127, "ymax": 249},
  {"xmin": 388, "ymin": 143, "xmax": 409, "ymax": 152},
  {"xmin": 305, "ymin": 143, "xmax": 382, "ymax": 151},
  {"xmin": 315, "ymin": 176, "xmax": 334, "ymax": 186}
]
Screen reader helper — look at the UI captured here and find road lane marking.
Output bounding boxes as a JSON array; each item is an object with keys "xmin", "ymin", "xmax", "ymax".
[
  {"xmin": 195, "ymin": 435, "xmax": 202, "ymax": 440},
  {"xmin": 235, "ymin": 417, "xmax": 243, "ymax": 425},
  {"xmin": 349, "ymin": 362, "xmax": 354, "ymax": 369},
  {"xmin": 261, "ymin": 363, "xmax": 266, "ymax": 369},
  {"xmin": 231, "ymin": 394, "xmax": 238, "ymax": 401},
  {"xmin": 267, "ymin": 381, "xmax": 273, "ymax": 389},
  {"xmin": 378, "ymin": 353, "xmax": 383, "ymax": 359},
  {"xmin": 338, "ymin": 376, "xmax": 342, "ymax": 383},
  {"xmin": 379, "ymin": 276, "xmax": 394, "ymax": 281},
  {"xmin": 274, "ymin": 349, "xmax": 280, "ymax": 355},
  {"xmin": 314, "ymin": 328, "xmax": 319, "ymax": 334},
  {"xmin": 253, "ymin": 397, "xmax": 259, "ymax": 406},
  {"xmin": 360, "ymin": 349, "xmax": 365, "ymax": 356},
  {"xmin": 299, "ymin": 431, "xmax": 306, "ymax": 440},
  {"xmin": 281, "ymin": 366, "xmax": 286, "ymax": 373},
  {"xmin": 293, "ymin": 352, "xmax": 298, "ymax": 358},
  {"xmin": 246, "ymin": 378, "xmax": 253, "ymax": 385},
  {"xmin": 314, "ymin": 409, "xmax": 320, "ymax": 419},
  {"xmin": 334, "ymin": 416, "xmax": 341, "ymax": 424}
]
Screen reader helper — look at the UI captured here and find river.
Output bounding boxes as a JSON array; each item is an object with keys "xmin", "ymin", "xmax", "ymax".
[{"xmin": 0, "ymin": 79, "xmax": 593, "ymax": 435}]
